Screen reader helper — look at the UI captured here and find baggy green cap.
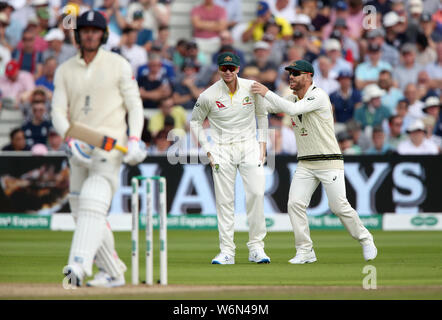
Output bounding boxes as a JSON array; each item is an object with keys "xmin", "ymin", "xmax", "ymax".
[
  {"xmin": 217, "ymin": 52, "xmax": 240, "ymax": 67},
  {"xmin": 285, "ymin": 60, "xmax": 314, "ymax": 76}
]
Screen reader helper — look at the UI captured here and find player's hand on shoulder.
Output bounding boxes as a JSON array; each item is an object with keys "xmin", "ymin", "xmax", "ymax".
[
  {"xmin": 123, "ymin": 137, "xmax": 148, "ymax": 166},
  {"xmin": 251, "ymin": 82, "xmax": 269, "ymax": 97},
  {"xmin": 66, "ymin": 138, "xmax": 94, "ymax": 168}
]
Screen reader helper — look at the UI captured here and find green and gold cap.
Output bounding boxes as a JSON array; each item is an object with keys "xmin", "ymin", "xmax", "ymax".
[
  {"xmin": 285, "ymin": 60, "xmax": 314, "ymax": 76},
  {"xmin": 217, "ymin": 52, "xmax": 240, "ymax": 67}
]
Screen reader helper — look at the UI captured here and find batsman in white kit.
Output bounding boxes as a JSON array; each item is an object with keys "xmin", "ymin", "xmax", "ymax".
[
  {"xmin": 251, "ymin": 60, "xmax": 377, "ymax": 263},
  {"xmin": 190, "ymin": 52, "xmax": 271, "ymax": 264},
  {"xmin": 51, "ymin": 11, "xmax": 147, "ymax": 287}
]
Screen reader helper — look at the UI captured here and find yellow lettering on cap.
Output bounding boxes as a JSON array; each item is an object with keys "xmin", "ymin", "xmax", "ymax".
[{"xmin": 224, "ymin": 56, "xmax": 233, "ymax": 62}]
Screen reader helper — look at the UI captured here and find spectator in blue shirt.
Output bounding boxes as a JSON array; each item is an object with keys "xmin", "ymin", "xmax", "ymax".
[
  {"xmin": 97, "ymin": 0, "xmax": 128, "ymax": 36},
  {"xmin": 330, "ymin": 70, "xmax": 362, "ymax": 124},
  {"xmin": 355, "ymin": 43, "xmax": 392, "ymax": 90},
  {"xmin": 354, "ymin": 84, "xmax": 391, "ymax": 130},
  {"xmin": 21, "ymin": 100, "xmax": 52, "ymax": 147},
  {"xmin": 365, "ymin": 125, "xmax": 392, "ymax": 155},
  {"xmin": 378, "ymin": 69, "xmax": 404, "ymax": 114},
  {"xmin": 35, "ymin": 56, "xmax": 57, "ymax": 92}
]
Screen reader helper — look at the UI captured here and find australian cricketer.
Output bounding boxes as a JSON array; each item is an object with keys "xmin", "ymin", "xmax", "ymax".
[
  {"xmin": 251, "ymin": 60, "xmax": 377, "ymax": 264},
  {"xmin": 190, "ymin": 52, "xmax": 271, "ymax": 264}
]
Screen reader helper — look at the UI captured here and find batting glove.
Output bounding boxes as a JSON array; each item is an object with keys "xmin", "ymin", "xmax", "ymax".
[
  {"xmin": 66, "ymin": 138, "xmax": 94, "ymax": 168},
  {"xmin": 123, "ymin": 137, "xmax": 148, "ymax": 166}
]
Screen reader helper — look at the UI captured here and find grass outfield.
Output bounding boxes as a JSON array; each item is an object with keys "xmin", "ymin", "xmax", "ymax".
[{"xmin": 0, "ymin": 230, "xmax": 441, "ymax": 299}]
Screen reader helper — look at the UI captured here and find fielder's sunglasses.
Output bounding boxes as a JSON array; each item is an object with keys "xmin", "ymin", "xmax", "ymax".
[
  {"xmin": 288, "ymin": 70, "xmax": 312, "ymax": 77},
  {"xmin": 219, "ymin": 65, "xmax": 238, "ymax": 72}
]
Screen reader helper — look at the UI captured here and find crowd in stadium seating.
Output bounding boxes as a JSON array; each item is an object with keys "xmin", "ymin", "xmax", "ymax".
[{"xmin": 0, "ymin": 0, "xmax": 440, "ymax": 156}]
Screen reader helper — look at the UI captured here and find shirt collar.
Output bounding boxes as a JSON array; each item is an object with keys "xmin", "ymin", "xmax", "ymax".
[
  {"xmin": 76, "ymin": 47, "xmax": 104, "ymax": 67},
  {"xmin": 220, "ymin": 75, "xmax": 240, "ymax": 94}
]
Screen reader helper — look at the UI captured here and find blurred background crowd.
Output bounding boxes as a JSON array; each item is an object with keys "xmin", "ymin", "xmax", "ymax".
[{"xmin": 0, "ymin": 0, "xmax": 440, "ymax": 157}]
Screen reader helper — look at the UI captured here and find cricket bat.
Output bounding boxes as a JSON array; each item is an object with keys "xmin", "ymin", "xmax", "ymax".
[{"xmin": 65, "ymin": 122, "xmax": 128, "ymax": 154}]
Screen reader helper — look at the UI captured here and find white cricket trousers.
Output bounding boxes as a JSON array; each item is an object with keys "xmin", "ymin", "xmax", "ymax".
[
  {"xmin": 211, "ymin": 139, "xmax": 266, "ymax": 256},
  {"xmin": 287, "ymin": 166, "xmax": 373, "ymax": 253}
]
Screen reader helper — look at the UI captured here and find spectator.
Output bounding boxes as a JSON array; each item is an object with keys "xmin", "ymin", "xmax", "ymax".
[
  {"xmin": 0, "ymin": 60, "xmax": 35, "ymax": 109},
  {"xmin": 150, "ymin": 43, "xmax": 176, "ymax": 83},
  {"xmin": 47, "ymin": 127, "xmax": 64, "ymax": 151},
  {"xmin": 34, "ymin": 1, "xmax": 51, "ymax": 37},
  {"xmin": 422, "ymin": 96, "xmax": 441, "ymax": 121},
  {"xmin": 397, "ymin": 119, "xmax": 439, "ymax": 154},
  {"xmin": 127, "ymin": 0, "xmax": 170, "ymax": 39},
  {"xmin": 416, "ymin": 70, "xmax": 439, "ymax": 101},
  {"xmin": 393, "ymin": 43, "xmax": 424, "ymax": 91},
  {"xmin": 42, "ymin": 27, "xmax": 76, "ymax": 64},
  {"xmin": 267, "ymin": 113, "xmax": 297, "ymax": 155},
  {"xmin": 120, "ymin": 27, "xmax": 148, "ymax": 75},
  {"xmin": 365, "ymin": 28, "xmax": 400, "ymax": 68},
  {"xmin": 322, "ymin": 0, "xmax": 350, "ymax": 40},
  {"xmin": 214, "ymin": 0, "xmax": 243, "ymax": 29},
  {"xmin": 1, "ymin": 127, "xmax": 31, "ymax": 151},
  {"xmin": 35, "ymin": 56, "xmax": 57, "ymax": 92},
  {"xmin": 346, "ymin": 119, "xmax": 371, "ymax": 152},
  {"xmin": 355, "ymin": 43, "xmax": 392, "ymax": 90},
  {"xmin": 261, "ymin": 19, "xmax": 288, "ymax": 66},
  {"xmin": 419, "ymin": 13, "xmax": 439, "ymax": 45},
  {"xmin": 137, "ymin": 54, "xmax": 172, "ymax": 109},
  {"xmin": 0, "ymin": 12, "xmax": 11, "ymax": 74},
  {"xmin": 129, "ymin": 10, "xmax": 153, "ymax": 51},
  {"xmin": 404, "ymin": 83, "xmax": 426, "ymax": 121},
  {"xmin": 313, "ymin": 55, "xmax": 339, "ymax": 95},
  {"xmin": 300, "ymin": 0, "xmax": 329, "ymax": 38},
  {"xmin": 191, "ymin": 0, "xmax": 228, "ymax": 62},
  {"xmin": 378, "ymin": 69, "xmax": 404, "ymax": 114},
  {"xmin": 313, "ymin": 38, "xmax": 352, "ymax": 80},
  {"xmin": 330, "ymin": 70, "xmax": 362, "ymax": 124},
  {"xmin": 336, "ymin": 130, "xmax": 362, "ymax": 155},
  {"xmin": 96, "ymin": 0, "xmax": 128, "ymax": 36},
  {"xmin": 383, "ymin": 11, "xmax": 406, "ymax": 50},
  {"xmin": 149, "ymin": 128, "xmax": 171, "ymax": 154},
  {"xmin": 212, "ymin": 30, "xmax": 246, "ymax": 69},
  {"xmin": 424, "ymin": 41, "xmax": 442, "ymax": 94},
  {"xmin": 346, "ymin": 0, "xmax": 365, "ymax": 40},
  {"xmin": 185, "ymin": 40, "xmax": 208, "ymax": 67},
  {"xmin": 148, "ymin": 95, "xmax": 187, "ymax": 137},
  {"xmin": 395, "ymin": 98, "xmax": 414, "ymax": 133},
  {"xmin": 248, "ymin": 41, "xmax": 278, "ymax": 91},
  {"xmin": 241, "ymin": 1, "xmax": 292, "ymax": 42},
  {"xmin": 152, "ymin": 24, "xmax": 172, "ymax": 60},
  {"xmin": 291, "ymin": 29, "xmax": 318, "ymax": 63},
  {"xmin": 0, "ymin": 1, "xmax": 23, "ymax": 48},
  {"xmin": 354, "ymin": 84, "xmax": 391, "ymax": 130},
  {"xmin": 266, "ymin": 0, "xmax": 297, "ymax": 25},
  {"xmin": 12, "ymin": 28, "xmax": 44, "ymax": 78},
  {"xmin": 330, "ymin": 19, "xmax": 359, "ymax": 64},
  {"xmin": 172, "ymin": 59, "xmax": 205, "ymax": 110},
  {"xmin": 21, "ymin": 100, "xmax": 52, "ymax": 147},
  {"xmin": 366, "ymin": 0, "xmax": 391, "ymax": 16},
  {"xmin": 171, "ymin": 39, "xmax": 189, "ymax": 72},
  {"xmin": 386, "ymin": 115, "xmax": 408, "ymax": 150},
  {"xmin": 20, "ymin": 87, "xmax": 50, "ymax": 121},
  {"xmin": 415, "ymin": 31, "xmax": 437, "ymax": 66},
  {"xmin": 15, "ymin": 20, "xmax": 48, "ymax": 53},
  {"xmin": 365, "ymin": 125, "xmax": 392, "ymax": 155}
]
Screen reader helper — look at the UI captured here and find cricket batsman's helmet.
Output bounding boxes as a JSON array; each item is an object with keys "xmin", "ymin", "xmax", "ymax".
[{"xmin": 74, "ymin": 10, "xmax": 108, "ymax": 46}]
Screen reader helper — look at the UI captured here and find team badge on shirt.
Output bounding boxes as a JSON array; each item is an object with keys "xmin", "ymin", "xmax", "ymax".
[
  {"xmin": 242, "ymin": 96, "xmax": 252, "ymax": 106},
  {"xmin": 300, "ymin": 128, "xmax": 308, "ymax": 136}
]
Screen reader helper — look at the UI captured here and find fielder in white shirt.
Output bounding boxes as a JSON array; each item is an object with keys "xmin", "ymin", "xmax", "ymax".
[
  {"xmin": 51, "ymin": 11, "xmax": 147, "ymax": 287},
  {"xmin": 252, "ymin": 60, "xmax": 378, "ymax": 264},
  {"xmin": 190, "ymin": 52, "xmax": 271, "ymax": 264}
]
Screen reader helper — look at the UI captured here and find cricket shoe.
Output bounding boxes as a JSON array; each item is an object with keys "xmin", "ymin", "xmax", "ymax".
[
  {"xmin": 86, "ymin": 270, "xmax": 126, "ymax": 288},
  {"xmin": 248, "ymin": 248, "xmax": 271, "ymax": 264},
  {"xmin": 289, "ymin": 249, "xmax": 317, "ymax": 264},
  {"xmin": 361, "ymin": 241, "xmax": 378, "ymax": 261},
  {"xmin": 63, "ymin": 264, "xmax": 84, "ymax": 287},
  {"xmin": 211, "ymin": 252, "xmax": 235, "ymax": 264}
]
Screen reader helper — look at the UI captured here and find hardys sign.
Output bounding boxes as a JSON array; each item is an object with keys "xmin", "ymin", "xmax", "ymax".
[
  {"xmin": 108, "ymin": 155, "xmax": 442, "ymax": 216},
  {"xmin": 0, "ymin": 155, "xmax": 441, "ymax": 215}
]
